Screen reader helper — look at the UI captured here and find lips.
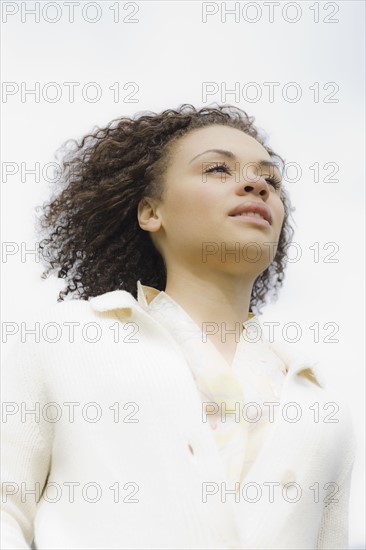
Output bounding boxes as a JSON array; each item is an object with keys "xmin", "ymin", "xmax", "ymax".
[{"xmin": 228, "ymin": 201, "xmax": 272, "ymax": 225}]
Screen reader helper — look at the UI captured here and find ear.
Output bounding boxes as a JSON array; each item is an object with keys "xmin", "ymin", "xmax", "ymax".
[{"xmin": 137, "ymin": 197, "xmax": 162, "ymax": 233}]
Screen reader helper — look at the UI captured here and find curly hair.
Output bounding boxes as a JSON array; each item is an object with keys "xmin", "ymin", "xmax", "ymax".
[{"xmin": 36, "ymin": 104, "xmax": 295, "ymax": 313}]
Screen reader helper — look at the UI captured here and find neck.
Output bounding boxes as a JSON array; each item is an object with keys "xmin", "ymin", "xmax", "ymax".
[{"xmin": 164, "ymin": 265, "xmax": 255, "ymax": 336}]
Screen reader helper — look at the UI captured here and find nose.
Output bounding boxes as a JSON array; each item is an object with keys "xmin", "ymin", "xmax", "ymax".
[{"xmin": 237, "ymin": 173, "xmax": 270, "ymax": 199}]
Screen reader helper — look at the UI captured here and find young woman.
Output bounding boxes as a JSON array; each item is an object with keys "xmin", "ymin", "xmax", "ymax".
[{"xmin": 1, "ymin": 105, "xmax": 356, "ymax": 550}]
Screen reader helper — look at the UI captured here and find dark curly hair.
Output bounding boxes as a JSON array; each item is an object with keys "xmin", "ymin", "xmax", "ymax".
[{"xmin": 36, "ymin": 104, "xmax": 295, "ymax": 313}]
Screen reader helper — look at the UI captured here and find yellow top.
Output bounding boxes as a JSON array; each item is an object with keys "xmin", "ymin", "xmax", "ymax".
[{"xmin": 137, "ymin": 281, "xmax": 288, "ymax": 487}]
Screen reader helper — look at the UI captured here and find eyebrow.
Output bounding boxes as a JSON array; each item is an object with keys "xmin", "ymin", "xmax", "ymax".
[{"xmin": 189, "ymin": 148, "xmax": 279, "ymax": 171}]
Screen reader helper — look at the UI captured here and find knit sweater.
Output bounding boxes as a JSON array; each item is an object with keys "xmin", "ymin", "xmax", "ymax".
[
  {"xmin": 1, "ymin": 285, "xmax": 357, "ymax": 549},
  {"xmin": 137, "ymin": 281, "xmax": 289, "ymax": 487}
]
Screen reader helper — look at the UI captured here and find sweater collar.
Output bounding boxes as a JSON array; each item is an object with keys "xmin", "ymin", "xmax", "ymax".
[
  {"xmin": 89, "ymin": 280, "xmax": 256, "ymax": 322},
  {"xmin": 88, "ymin": 282, "xmax": 323, "ymax": 386},
  {"xmin": 88, "ymin": 281, "xmax": 161, "ymax": 312},
  {"xmin": 136, "ymin": 280, "xmax": 257, "ymax": 326}
]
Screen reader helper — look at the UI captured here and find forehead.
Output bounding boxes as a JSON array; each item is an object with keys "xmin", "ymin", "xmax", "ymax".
[{"xmin": 171, "ymin": 124, "xmax": 271, "ymax": 163}]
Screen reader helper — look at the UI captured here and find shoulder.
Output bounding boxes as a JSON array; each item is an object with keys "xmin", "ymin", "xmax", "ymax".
[
  {"xmin": 261, "ymin": 336, "xmax": 325, "ymax": 388},
  {"xmin": 29, "ymin": 289, "xmax": 137, "ymax": 324},
  {"xmin": 3, "ymin": 292, "xmax": 128, "ymax": 363},
  {"xmin": 265, "ymin": 337, "xmax": 356, "ymax": 445}
]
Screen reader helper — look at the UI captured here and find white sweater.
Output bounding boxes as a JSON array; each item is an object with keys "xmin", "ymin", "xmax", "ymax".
[
  {"xmin": 1, "ymin": 286, "xmax": 356, "ymax": 550},
  {"xmin": 137, "ymin": 281, "xmax": 289, "ymax": 487}
]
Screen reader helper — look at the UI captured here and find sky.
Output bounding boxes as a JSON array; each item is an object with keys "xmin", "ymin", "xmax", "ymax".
[{"xmin": 1, "ymin": 1, "xmax": 365, "ymax": 546}]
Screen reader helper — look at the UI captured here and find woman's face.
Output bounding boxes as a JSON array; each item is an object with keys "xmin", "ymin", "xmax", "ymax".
[{"xmin": 140, "ymin": 124, "xmax": 285, "ymax": 276}]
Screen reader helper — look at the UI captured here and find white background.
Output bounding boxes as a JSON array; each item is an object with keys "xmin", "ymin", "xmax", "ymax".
[{"xmin": 1, "ymin": 1, "xmax": 365, "ymax": 547}]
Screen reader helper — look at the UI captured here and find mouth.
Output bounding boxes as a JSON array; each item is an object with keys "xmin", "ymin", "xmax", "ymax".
[
  {"xmin": 229, "ymin": 213, "xmax": 271, "ymax": 228},
  {"xmin": 228, "ymin": 201, "xmax": 272, "ymax": 227}
]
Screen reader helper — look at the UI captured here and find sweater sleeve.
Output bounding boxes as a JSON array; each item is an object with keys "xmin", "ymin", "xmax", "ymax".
[
  {"xmin": 316, "ymin": 443, "xmax": 356, "ymax": 549},
  {"xmin": 1, "ymin": 335, "xmax": 53, "ymax": 550}
]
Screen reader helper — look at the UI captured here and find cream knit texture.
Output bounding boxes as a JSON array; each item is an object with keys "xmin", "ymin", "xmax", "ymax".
[
  {"xmin": 138, "ymin": 282, "xmax": 288, "ymax": 487},
  {"xmin": 1, "ymin": 285, "xmax": 357, "ymax": 550}
]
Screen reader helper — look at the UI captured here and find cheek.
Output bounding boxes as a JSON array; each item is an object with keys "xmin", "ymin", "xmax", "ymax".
[
  {"xmin": 165, "ymin": 183, "xmax": 218, "ymax": 221},
  {"xmin": 273, "ymin": 198, "xmax": 285, "ymax": 226}
]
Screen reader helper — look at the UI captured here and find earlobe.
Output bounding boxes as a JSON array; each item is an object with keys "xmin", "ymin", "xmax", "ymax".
[{"xmin": 137, "ymin": 198, "xmax": 162, "ymax": 233}]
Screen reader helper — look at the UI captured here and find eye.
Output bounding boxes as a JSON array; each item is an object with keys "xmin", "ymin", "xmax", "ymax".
[
  {"xmin": 203, "ymin": 161, "xmax": 232, "ymax": 175},
  {"xmin": 265, "ymin": 175, "xmax": 282, "ymax": 190}
]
